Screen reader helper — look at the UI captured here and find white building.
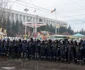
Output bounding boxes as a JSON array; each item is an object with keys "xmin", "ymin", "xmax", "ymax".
[{"xmin": 5, "ymin": 9, "xmax": 67, "ymax": 28}]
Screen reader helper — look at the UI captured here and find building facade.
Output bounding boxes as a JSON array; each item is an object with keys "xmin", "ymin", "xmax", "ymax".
[{"xmin": 5, "ymin": 9, "xmax": 67, "ymax": 28}]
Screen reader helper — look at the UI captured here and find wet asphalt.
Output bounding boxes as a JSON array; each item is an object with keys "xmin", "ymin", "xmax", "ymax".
[{"xmin": 0, "ymin": 58, "xmax": 85, "ymax": 70}]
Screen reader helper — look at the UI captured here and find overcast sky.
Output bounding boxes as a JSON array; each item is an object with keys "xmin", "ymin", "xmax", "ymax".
[{"xmin": 9, "ymin": 0, "xmax": 85, "ymax": 31}]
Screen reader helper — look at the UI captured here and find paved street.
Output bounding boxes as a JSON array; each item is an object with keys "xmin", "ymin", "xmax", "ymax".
[{"xmin": 0, "ymin": 58, "xmax": 85, "ymax": 70}]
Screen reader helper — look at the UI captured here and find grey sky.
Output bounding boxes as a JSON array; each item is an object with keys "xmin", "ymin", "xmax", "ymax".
[{"xmin": 10, "ymin": 0, "xmax": 85, "ymax": 31}]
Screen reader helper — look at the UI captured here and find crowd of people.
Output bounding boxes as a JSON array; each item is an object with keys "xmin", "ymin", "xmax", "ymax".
[{"xmin": 0, "ymin": 38, "xmax": 85, "ymax": 65}]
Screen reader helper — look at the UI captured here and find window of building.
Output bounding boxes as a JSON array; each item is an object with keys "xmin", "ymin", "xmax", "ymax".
[
  {"xmin": 20, "ymin": 15, "xmax": 22, "ymax": 21},
  {"xmin": 27, "ymin": 16, "xmax": 29, "ymax": 21},
  {"xmin": 16, "ymin": 14, "xmax": 18, "ymax": 20},
  {"xmin": 29, "ymin": 16, "xmax": 32, "ymax": 21},
  {"xmin": 27, "ymin": 16, "xmax": 31, "ymax": 21},
  {"xmin": 23, "ymin": 15, "xmax": 25, "ymax": 22},
  {"xmin": 39, "ymin": 18, "xmax": 43, "ymax": 22},
  {"xmin": 11, "ymin": 13, "xmax": 14, "ymax": 21},
  {"xmin": 32, "ymin": 17, "xmax": 34, "ymax": 21}
]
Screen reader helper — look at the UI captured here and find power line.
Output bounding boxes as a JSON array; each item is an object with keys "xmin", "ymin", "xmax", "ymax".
[
  {"xmin": 10, "ymin": 0, "xmax": 85, "ymax": 20},
  {"xmin": 14, "ymin": 0, "xmax": 85, "ymax": 16},
  {"xmin": 14, "ymin": 0, "xmax": 51, "ymax": 12},
  {"xmin": 10, "ymin": 0, "xmax": 85, "ymax": 14},
  {"xmin": 16, "ymin": 0, "xmax": 51, "ymax": 11}
]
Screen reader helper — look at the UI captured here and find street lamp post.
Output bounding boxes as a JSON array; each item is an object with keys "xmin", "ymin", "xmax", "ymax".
[
  {"xmin": 24, "ymin": 8, "xmax": 29, "ymax": 39},
  {"xmin": 55, "ymin": 24, "xmax": 60, "ymax": 34}
]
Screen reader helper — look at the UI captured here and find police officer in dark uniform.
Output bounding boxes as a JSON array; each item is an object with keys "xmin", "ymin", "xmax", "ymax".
[
  {"xmin": 6, "ymin": 40, "xmax": 11, "ymax": 57},
  {"xmin": 35, "ymin": 39, "xmax": 41, "ymax": 60},
  {"xmin": 80, "ymin": 40, "xmax": 85, "ymax": 64},
  {"xmin": 17, "ymin": 39, "xmax": 22, "ymax": 58},
  {"xmin": 21, "ymin": 40, "xmax": 27, "ymax": 58},
  {"xmin": 60, "ymin": 40, "xmax": 65, "ymax": 62},
  {"xmin": 71, "ymin": 41, "xmax": 77, "ymax": 63},
  {"xmin": 0, "ymin": 40, "xmax": 4, "ymax": 57},
  {"xmin": 76, "ymin": 41, "xmax": 81, "ymax": 64},
  {"xmin": 3, "ymin": 40, "xmax": 7, "ymax": 57},
  {"xmin": 40, "ymin": 41, "xmax": 45, "ymax": 60},
  {"xmin": 9, "ymin": 41, "xmax": 13, "ymax": 58},
  {"xmin": 25, "ymin": 40, "xmax": 29, "ymax": 58},
  {"xmin": 64, "ymin": 41, "xmax": 69, "ymax": 63},
  {"xmin": 47, "ymin": 40, "xmax": 53, "ymax": 61},
  {"xmin": 29, "ymin": 38, "xmax": 35, "ymax": 59},
  {"xmin": 56, "ymin": 40, "xmax": 61, "ymax": 62},
  {"xmin": 52, "ymin": 41, "xmax": 57, "ymax": 61},
  {"xmin": 44, "ymin": 40, "xmax": 48, "ymax": 60},
  {"xmin": 67, "ymin": 40, "xmax": 72, "ymax": 63}
]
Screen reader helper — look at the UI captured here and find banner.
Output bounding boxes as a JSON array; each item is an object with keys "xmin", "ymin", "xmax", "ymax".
[{"xmin": 0, "ymin": 28, "xmax": 2, "ymax": 32}]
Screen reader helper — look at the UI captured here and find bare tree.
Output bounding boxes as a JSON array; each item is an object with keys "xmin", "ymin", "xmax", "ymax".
[{"xmin": 0, "ymin": 0, "xmax": 11, "ymax": 28}]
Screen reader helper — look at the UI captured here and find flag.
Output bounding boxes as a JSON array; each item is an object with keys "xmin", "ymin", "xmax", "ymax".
[
  {"xmin": 51, "ymin": 8, "xmax": 56, "ymax": 13},
  {"xmin": 42, "ymin": 35, "xmax": 46, "ymax": 40},
  {"xmin": 38, "ymin": 32, "xmax": 42, "ymax": 35}
]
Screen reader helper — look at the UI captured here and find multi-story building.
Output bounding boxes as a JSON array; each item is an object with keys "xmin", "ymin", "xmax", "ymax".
[{"xmin": 4, "ymin": 9, "xmax": 67, "ymax": 28}]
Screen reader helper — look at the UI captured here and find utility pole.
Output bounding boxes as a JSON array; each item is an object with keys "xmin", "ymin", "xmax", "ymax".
[{"xmin": 33, "ymin": 15, "xmax": 38, "ymax": 39}]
